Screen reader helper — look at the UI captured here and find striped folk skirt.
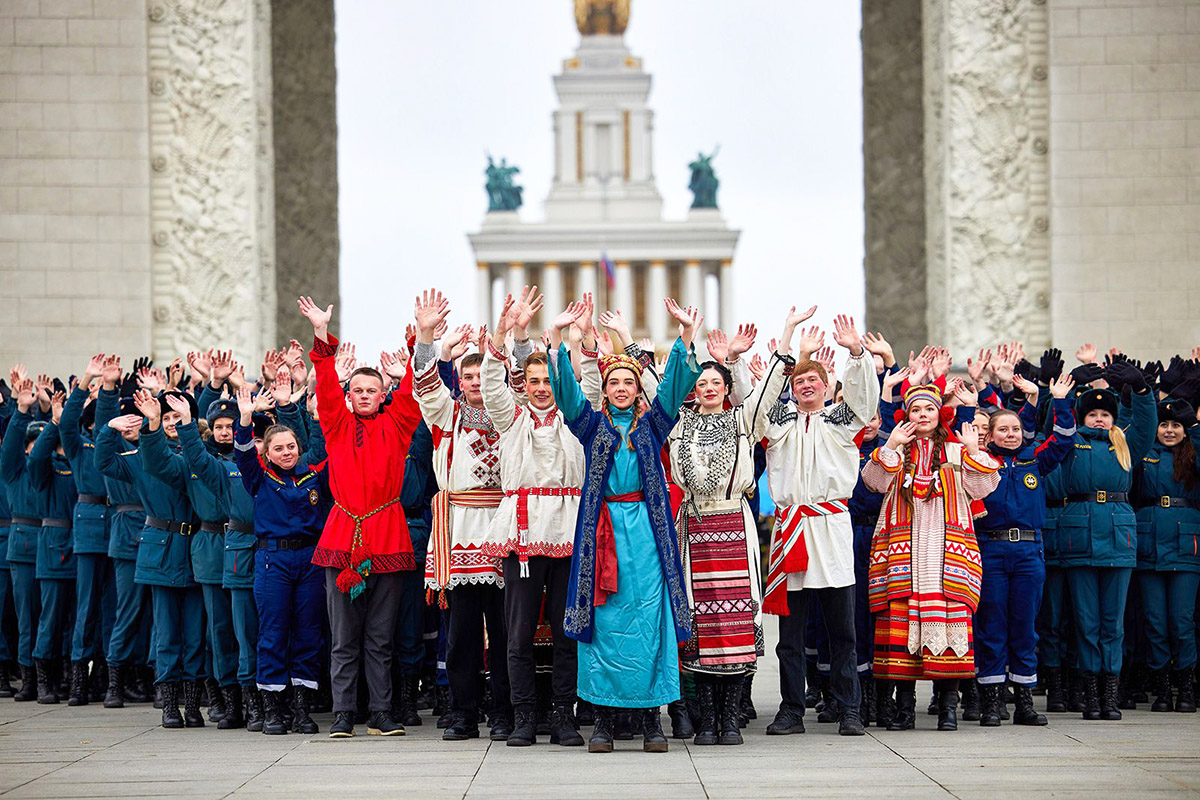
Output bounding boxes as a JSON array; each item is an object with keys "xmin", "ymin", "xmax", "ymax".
[{"xmin": 873, "ymin": 596, "xmax": 975, "ymax": 680}]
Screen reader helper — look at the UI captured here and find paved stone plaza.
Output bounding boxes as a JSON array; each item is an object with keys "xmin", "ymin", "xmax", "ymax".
[{"xmin": 2, "ymin": 619, "xmax": 1199, "ymax": 800}]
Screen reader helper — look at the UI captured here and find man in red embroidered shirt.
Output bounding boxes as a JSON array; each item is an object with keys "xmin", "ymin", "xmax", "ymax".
[{"xmin": 297, "ymin": 296, "xmax": 422, "ymax": 739}]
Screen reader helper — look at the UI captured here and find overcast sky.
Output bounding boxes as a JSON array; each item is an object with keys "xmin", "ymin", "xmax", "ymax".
[{"xmin": 335, "ymin": 1, "xmax": 864, "ymax": 362}]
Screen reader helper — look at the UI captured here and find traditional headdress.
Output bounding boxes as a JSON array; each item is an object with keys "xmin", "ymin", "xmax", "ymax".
[
  {"xmin": 598, "ymin": 352, "xmax": 643, "ymax": 387},
  {"xmin": 895, "ymin": 375, "xmax": 955, "ymax": 427}
]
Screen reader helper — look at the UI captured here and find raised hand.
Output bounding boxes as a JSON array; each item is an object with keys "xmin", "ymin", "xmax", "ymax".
[
  {"xmin": 832, "ymin": 314, "xmax": 864, "ymax": 356},
  {"xmin": 551, "ymin": 301, "xmax": 587, "ymax": 332},
  {"xmin": 334, "ymin": 342, "xmax": 358, "ymax": 383},
  {"xmin": 50, "ymin": 390, "xmax": 65, "ymax": 424},
  {"xmin": 507, "ymin": 285, "xmax": 543, "ymax": 336},
  {"xmin": 1049, "ymin": 373, "xmax": 1075, "ymax": 399},
  {"xmin": 881, "ymin": 366, "xmax": 911, "ymax": 401},
  {"xmin": 82, "ymin": 353, "xmax": 106, "ymax": 386},
  {"xmin": 261, "ymin": 349, "xmax": 286, "ymax": 383},
  {"xmin": 136, "ymin": 367, "xmax": 164, "ymax": 395},
  {"xmin": 163, "ymin": 392, "xmax": 193, "ymax": 425},
  {"xmin": 664, "ymin": 298, "xmax": 700, "ymax": 346},
  {"xmin": 727, "ymin": 324, "xmax": 758, "ymax": 361},
  {"xmin": 577, "ymin": 292, "xmax": 596, "ymax": 339},
  {"xmin": 414, "ymin": 288, "xmax": 451, "ymax": 342},
  {"xmin": 34, "ymin": 373, "xmax": 53, "ymax": 406},
  {"xmin": 270, "ymin": 371, "xmax": 293, "ymax": 406},
  {"xmin": 441, "ymin": 324, "xmax": 473, "ymax": 363},
  {"xmin": 886, "ymin": 420, "xmax": 918, "ymax": 451},
  {"xmin": 297, "ymin": 296, "xmax": 334, "ymax": 341},
  {"xmin": 133, "ymin": 388, "xmax": 159, "ymax": 423},
  {"xmin": 785, "ymin": 305, "xmax": 817, "ymax": 328},
  {"xmin": 235, "ymin": 385, "xmax": 255, "ymax": 423},
  {"xmin": 815, "ymin": 346, "xmax": 836, "ymax": 378},
  {"xmin": 494, "ymin": 293, "xmax": 516, "ymax": 337},
  {"xmin": 1040, "ymin": 348, "xmax": 1064, "ymax": 383},
  {"xmin": 931, "ymin": 347, "xmax": 953, "ymax": 378},
  {"xmin": 379, "ymin": 349, "xmax": 409, "ymax": 381},
  {"xmin": 107, "ymin": 414, "xmax": 141, "ymax": 436},
  {"xmin": 1069, "ymin": 362, "xmax": 1105, "ymax": 387},
  {"xmin": 1011, "ymin": 373, "xmax": 1039, "ymax": 400},
  {"xmin": 15, "ymin": 378, "xmax": 35, "ymax": 413},
  {"xmin": 705, "ymin": 329, "xmax": 729, "ymax": 363},
  {"xmin": 253, "ymin": 390, "xmax": 276, "ymax": 414},
  {"xmin": 598, "ymin": 309, "xmax": 632, "ymax": 348},
  {"xmin": 101, "ymin": 355, "xmax": 122, "ymax": 390},
  {"xmin": 959, "ymin": 422, "xmax": 981, "ymax": 455},
  {"xmin": 862, "ymin": 331, "xmax": 895, "ymax": 367},
  {"xmin": 966, "ymin": 348, "xmax": 992, "ymax": 387},
  {"xmin": 749, "ymin": 353, "xmax": 767, "ymax": 384},
  {"xmin": 797, "ymin": 326, "xmax": 825, "ymax": 360},
  {"xmin": 952, "ymin": 377, "xmax": 979, "ymax": 407},
  {"xmin": 1075, "ymin": 342, "xmax": 1097, "ymax": 365},
  {"xmin": 187, "ymin": 350, "xmax": 212, "ymax": 382}
]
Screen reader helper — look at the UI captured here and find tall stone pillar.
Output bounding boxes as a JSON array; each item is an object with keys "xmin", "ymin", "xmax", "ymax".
[
  {"xmin": 718, "ymin": 259, "xmax": 734, "ymax": 331},
  {"xmin": 647, "ymin": 260, "xmax": 668, "ymax": 344},
  {"xmin": 614, "ymin": 260, "xmax": 633, "ymax": 318},
  {"xmin": 542, "ymin": 262, "xmax": 563, "ymax": 332},
  {"xmin": 477, "ymin": 262, "xmax": 492, "ymax": 325},
  {"xmin": 506, "ymin": 262, "xmax": 527, "ymax": 302},
  {"xmin": 578, "ymin": 261, "xmax": 598, "ymax": 302},
  {"xmin": 921, "ymin": 0, "xmax": 1050, "ymax": 354},
  {"xmin": 683, "ymin": 260, "xmax": 703, "ymax": 314}
]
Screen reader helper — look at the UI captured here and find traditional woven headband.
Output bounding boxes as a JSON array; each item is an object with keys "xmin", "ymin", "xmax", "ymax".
[{"xmin": 598, "ymin": 353, "xmax": 643, "ymax": 385}]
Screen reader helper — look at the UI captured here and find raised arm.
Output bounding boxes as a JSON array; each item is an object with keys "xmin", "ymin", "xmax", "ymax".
[
  {"xmin": 653, "ymin": 336, "xmax": 702, "ymax": 420},
  {"xmin": 27, "ymin": 419, "xmax": 59, "ymax": 490},
  {"xmin": 549, "ymin": 342, "xmax": 591, "ymax": 425},
  {"xmin": 0, "ymin": 383, "xmax": 35, "ymax": 484},
  {"xmin": 833, "ymin": 314, "xmax": 880, "ymax": 427},
  {"xmin": 94, "ymin": 419, "xmax": 138, "ymax": 483}
]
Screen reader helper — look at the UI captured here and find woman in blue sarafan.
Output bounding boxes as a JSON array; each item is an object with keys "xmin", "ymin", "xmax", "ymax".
[{"xmin": 547, "ymin": 297, "xmax": 701, "ymax": 754}]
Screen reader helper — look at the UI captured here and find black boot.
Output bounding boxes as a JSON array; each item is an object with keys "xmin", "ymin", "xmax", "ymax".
[
  {"xmin": 153, "ymin": 681, "xmax": 163, "ymax": 709},
  {"xmin": 57, "ymin": 657, "xmax": 70, "ymax": 698},
  {"xmin": 549, "ymin": 702, "xmax": 584, "ymax": 746},
  {"xmin": 489, "ymin": 709, "xmax": 514, "ymax": 742},
  {"xmin": 443, "ymin": 711, "xmax": 479, "ymax": 741},
  {"xmin": 642, "ymin": 707, "xmax": 668, "ymax": 753},
  {"xmin": 886, "ymin": 682, "xmax": 915, "ymax": 731},
  {"xmin": 35, "ymin": 659, "xmax": 58, "ymax": 704},
  {"xmin": 262, "ymin": 691, "xmax": 288, "ymax": 735},
  {"xmin": 398, "ymin": 674, "xmax": 422, "ymax": 726},
  {"xmin": 507, "ymin": 707, "xmax": 536, "ymax": 747},
  {"xmin": 0, "ymin": 664, "xmax": 13, "ymax": 698},
  {"xmin": 979, "ymin": 683, "xmax": 1002, "ymax": 727},
  {"xmin": 741, "ymin": 673, "xmax": 757, "ymax": 720},
  {"xmin": 927, "ymin": 686, "xmax": 939, "ymax": 716},
  {"xmin": 14, "ymin": 664, "xmax": 36, "ymax": 702},
  {"xmin": 1150, "ymin": 668, "xmax": 1173, "ymax": 712},
  {"xmin": 88, "ymin": 662, "xmax": 106, "ymax": 703},
  {"xmin": 104, "ymin": 663, "xmax": 124, "ymax": 709},
  {"xmin": 817, "ymin": 681, "xmax": 840, "ymax": 723},
  {"xmin": 292, "ymin": 686, "xmax": 319, "ymax": 734},
  {"xmin": 1174, "ymin": 668, "xmax": 1196, "ymax": 713},
  {"xmin": 576, "ymin": 698, "xmax": 595, "ymax": 726},
  {"xmin": 960, "ymin": 679, "xmax": 980, "ymax": 721},
  {"xmin": 765, "ymin": 704, "xmax": 805, "ymax": 735},
  {"xmin": 999, "ymin": 682, "xmax": 1011, "ymax": 720},
  {"xmin": 613, "ymin": 710, "xmax": 634, "ymax": 740},
  {"xmin": 68, "ymin": 661, "xmax": 89, "ymax": 706},
  {"xmin": 161, "ymin": 683, "xmax": 184, "ymax": 729},
  {"xmin": 218, "ymin": 685, "xmax": 245, "ymax": 729},
  {"xmin": 1117, "ymin": 665, "xmax": 1136, "ymax": 710},
  {"xmin": 244, "ymin": 685, "xmax": 264, "ymax": 732},
  {"xmin": 1068, "ymin": 669, "xmax": 1085, "ymax": 712},
  {"xmin": 205, "ymin": 678, "xmax": 226, "ymax": 722},
  {"xmin": 804, "ymin": 662, "xmax": 821, "ymax": 708},
  {"xmin": 693, "ymin": 681, "xmax": 719, "ymax": 744},
  {"xmin": 124, "ymin": 667, "xmax": 151, "ymax": 704},
  {"xmin": 1080, "ymin": 672, "xmax": 1101, "ymax": 720},
  {"xmin": 434, "ymin": 685, "xmax": 452, "ymax": 728},
  {"xmin": 182, "ymin": 680, "xmax": 205, "ymax": 727},
  {"xmin": 416, "ymin": 672, "xmax": 435, "ymax": 710},
  {"xmin": 588, "ymin": 705, "xmax": 614, "ymax": 753},
  {"xmin": 859, "ymin": 673, "xmax": 875, "ymax": 727},
  {"xmin": 1013, "ymin": 685, "xmax": 1047, "ymax": 725},
  {"xmin": 1044, "ymin": 667, "xmax": 1067, "ymax": 713},
  {"xmin": 718, "ymin": 682, "xmax": 744, "ymax": 745},
  {"xmin": 875, "ymin": 678, "xmax": 895, "ymax": 729},
  {"xmin": 937, "ymin": 684, "xmax": 959, "ymax": 732},
  {"xmin": 667, "ymin": 699, "xmax": 694, "ymax": 738},
  {"xmin": 1099, "ymin": 673, "xmax": 1122, "ymax": 720},
  {"xmin": 329, "ymin": 710, "xmax": 355, "ymax": 738}
]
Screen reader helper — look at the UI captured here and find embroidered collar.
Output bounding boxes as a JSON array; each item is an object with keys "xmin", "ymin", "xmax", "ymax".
[
  {"xmin": 459, "ymin": 402, "xmax": 495, "ymax": 435},
  {"xmin": 529, "ymin": 405, "xmax": 558, "ymax": 429}
]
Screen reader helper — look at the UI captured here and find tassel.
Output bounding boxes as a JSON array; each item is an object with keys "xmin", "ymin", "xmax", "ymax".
[
  {"xmin": 336, "ymin": 568, "xmax": 364, "ymax": 595},
  {"xmin": 351, "ymin": 542, "xmax": 374, "ymax": 569},
  {"xmin": 437, "ymin": 588, "xmax": 449, "ymax": 610},
  {"xmin": 349, "ymin": 581, "xmax": 366, "ymax": 601}
]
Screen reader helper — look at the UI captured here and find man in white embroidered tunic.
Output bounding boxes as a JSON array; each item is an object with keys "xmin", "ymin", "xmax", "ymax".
[
  {"xmin": 412, "ymin": 289, "xmax": 511, "ymax": 743},
  {"xmin": 762, "ymin": 314, "xmax": 880, "ymax": 736}
]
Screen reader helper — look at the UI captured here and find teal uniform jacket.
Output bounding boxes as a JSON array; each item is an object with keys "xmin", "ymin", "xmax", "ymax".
[
  {"xmin": 60, "ymin": 387, "xmax": 110, "ymax": 554},
  {"xmin": 1057, "ymin": 389, "xmax": 1157, "ymax": 569},
  {"xmin": 93, "ymin": 388, "xmax": 144, "ymax": 561},
  {"xmin": 95, "ymin": 423, "xmax": 195, "ymax": 588},
  {"xmin": 174, "ymin": 421, "xmax": 256, "ymax": 590},
  {"xmin": 1134, "ymin": 429, "xmax": 1200, "ymax": 574},
  {"xmin": 28, "ymin": 423, "xmax": 78, "ymax": 580},
  {"xmin": 1042, "ymin": 468, "xmax": 1067, "ymax": 566},
  {"xmin": 1, "ymin": 409, "xmax": 40, "ymax": 565},
  {"xmin": 140, "ymin": 422, "xmax": 225, "ymax": 585}
]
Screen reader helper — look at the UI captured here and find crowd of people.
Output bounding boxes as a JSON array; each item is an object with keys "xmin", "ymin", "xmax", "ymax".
[{"xmin": 1, "ymin": 286, "xmax": 1198, "ymax": 753}]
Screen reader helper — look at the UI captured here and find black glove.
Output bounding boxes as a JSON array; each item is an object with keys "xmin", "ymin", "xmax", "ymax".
[
  {"xmin": 1106, "ymin": 361, "xmax": 1147, "ymax": 394},
  {"xmin": 1015, "ymin": 359, "xmax": 1039, "ymax": 382},
  {"xmin": 1170, "ymin": 376, "xmax": 1200, "ymax": 406},
  {"xmin": 1039, "ymin": 348, "xmax": 1064, "ymax": 383},
  {"xmin": 1070, "ymin": 363, "xmax": 1104, "ymax": 386},
  {"xmin": 1105, "ymin": 351, "xmax": 1129, "ymax": 367},
  {"xmin": 1161, "ymin": 356, "xmax": 1186, "ymax": 393},
  {"xmin": 1142, "ymin": 360, "xmax": 1163, "ymax": 394},
  {"xmin": 0, "ymin": 379, "xmax": 9, "ymax": 403}
]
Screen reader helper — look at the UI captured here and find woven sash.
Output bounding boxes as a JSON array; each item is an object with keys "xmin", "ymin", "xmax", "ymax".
[
  {"xmin": 594, "ymin": 491, "xmax": 644, "ymax": 606},
  {"xmin": 427, "ymin": 488, "xmax": 504, "ymax": 605},
  {"xmin": 763, "ymin": 500, "xmax": 849, "ymax": 616},
  {"xmin": 504, "ymin": 486, "xmax": 581, "ymax": 577}
]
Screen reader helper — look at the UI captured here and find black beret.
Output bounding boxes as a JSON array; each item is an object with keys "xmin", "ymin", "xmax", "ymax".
[{"xmin": 25, "ymin": 420, "xmax": 48, "ymax": 444}]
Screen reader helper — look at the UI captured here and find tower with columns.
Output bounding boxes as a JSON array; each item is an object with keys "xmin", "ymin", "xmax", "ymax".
[{"xmin": 468, "ymin": 8, "xmax": 739, "ymax": 345}]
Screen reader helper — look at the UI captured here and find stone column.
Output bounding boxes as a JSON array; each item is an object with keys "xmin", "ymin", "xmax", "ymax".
[
  {"xmin": 647, "ymin": 260, "xmax": 668, "ymax": 344},
  {"xmin": 614, "ymin": 260, "xmax": 633, "ymax": 318},
  {"xmin": 506, "ymin": 262, "xmax": 526, "ymax": 301},
  {"xmin": 541, "ymin": 262, "xmax": 563, "ymax": 332},
  {"xmin": 477, "ymin": 262, "xmax": 492, "ymax": 325},
  {"xmin": 683, "ymin": 260, "xmax": 703, "ymax": 314},
  {"xmin": 718, "ymin": 259, "xmax": 734, "ymax": 331},
  {"xmin": 578, "ymin": 261, "xmax": 598, "ymax": 302},
  {"xmin": 922, "ymin": 0, "xmax": 1050, "ymax": 354}
]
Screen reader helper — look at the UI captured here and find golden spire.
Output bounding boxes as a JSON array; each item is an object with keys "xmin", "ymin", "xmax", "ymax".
[{"xmin": 574, "ymin": 0, "xmax": 630, "ymax": 35}]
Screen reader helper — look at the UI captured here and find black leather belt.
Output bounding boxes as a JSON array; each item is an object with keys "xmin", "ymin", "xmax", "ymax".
[
  {"xmin": 1067, "ymin": 492, "xmax": 1128, "ymax": 505},
  {"xmin": 199, "ymin": 521, "xmax": 228, "ymax": 534},
  {"xmin": 226, "ymin": 519, "xmax": 254, "ymax": 534},
  {"xmin": 78, "ymin": 494, "xmax": 108, "ymax": 506},
  {"xmin": 1140, "ymin": 496, "xmax": 1198, "ymax": 510},
  {"xmin": 984, "ymin": 528, "xmax": 1038, "ymax": 542},
  {"xmin": 112, "ymin": 504, "xmax": 144, "ymax": 514},
  {"xmin": 0, "ymin": 519, "xmax": 10, "ymax": 528},
  {"xmin": 1047, "ymin": 498, "xmax": 1066, "ymax": 509},
  {"xmin": 42, "ymin": 518, "xmax": 71, "ymax": 529},
  {"xmin": 852, "ymin": 514, "xmax": 879, "ymax": 528},
  {"xmin": 257, "ymin": 537, "xmax": 315, "ymax": 551},
  {"xmin": 145, "ymin": 516, "xmax": 194, "ymax": 535},
  {"xmin": 12, "ymin": 516, "xmax": 41, "ymax": 527}
]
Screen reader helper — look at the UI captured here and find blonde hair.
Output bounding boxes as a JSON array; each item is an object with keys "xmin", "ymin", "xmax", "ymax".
[{"xmin": 1109, "ymin": 425, "xmax": 1131, "ymax": 472}]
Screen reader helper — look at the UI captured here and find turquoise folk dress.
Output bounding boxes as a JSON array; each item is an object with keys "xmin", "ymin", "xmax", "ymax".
[{"xmin": 550, "ymin": 338, "xmax": 699, "ymax": 708}]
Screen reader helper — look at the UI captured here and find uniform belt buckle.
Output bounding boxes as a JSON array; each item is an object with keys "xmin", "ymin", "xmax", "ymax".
[
  {"xmin": 1096, "ymin": 491, "xmax": 1106, "ymax": 504},
  {"xmin": 1008, "ymin": 528, "xmax": 1021, "ymax": 543},
  {"xmin": 279, "ymin": 539, "xmax": 290, "ymax": 550},
  {"xmin": 179, "ymin": 522, "xmax": 193, "ymax": 536},
  {"xmin": 1161, "ymin": 496, "xmax": 1172, "ymax": 509}
]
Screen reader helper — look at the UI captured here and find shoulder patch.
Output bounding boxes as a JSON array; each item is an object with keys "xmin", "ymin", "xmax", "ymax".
[{"xmin": 1023, "ymin": 473, "xmax": 1039, "ymax": 490}]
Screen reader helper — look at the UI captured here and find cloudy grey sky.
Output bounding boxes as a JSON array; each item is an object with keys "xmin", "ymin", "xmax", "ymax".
[{"xmin": 335, "ymin": 1, "xmax": 864, "ymax": 361}]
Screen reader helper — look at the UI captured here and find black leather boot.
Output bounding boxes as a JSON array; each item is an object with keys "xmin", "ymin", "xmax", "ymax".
[
  {"xmin": 887, "ymin": 682, "xmax": 915, "ymax": 731},
  {"xmin": 0, "ymin": 663, "xmax": 13, "ymax": 698},
  {"xmin": 292, "ymin": 686, "xmax": 319, "ymax": 734},
  {"xmin": 642, "ymin": 707, "xmax": 668, "ymax": 753},
  {"xmin": 718, "ymin": 682, "xmax": 744, "ymax": 745},
  {"xmin": 693, "ymin": 681, "xmax": 719, "ymax": 744},
  {"xmin": 399, "ymin": 674, "xmax": 422, "ymax": 726},
  {"xmin": 1080, "ymin": 672, "xmax": 1101, "ymax": 720},
  {"xmin": 804, "ymin": 661, "xmax": 821, "ymax": 708},
  {"xmin": 244, "ymin": 685, "xmax": 264, "ymax": 731},
  {"xmin": 68, "ymin": 661, "xmax": 89, "ymax": 706},
  {"xmin": 153, "ymin": 681, "xmax": 163, "ymax": 709},
  {"xmin": 182, "ymin": 680, "xmax": 205, "ymax": 727},
  {"xmin": 434, "ymin": 685, "xmax": 452, "ymax": 728},
  {"xmin": 261, "ymin": 691, "xmax": 288, "ymax": 735},
  {"xmin": 1013, "ymin": 685, "xmax": 1047, "ymax": 725},
  {"xmin": 875, "ymin": 678, "xmax": 895, "ymax": 729},
  {"xmin": 741, "ymin": 673, "xmax": 757, "ymax": 720},
  {"xmin": 588, "ymin": 705, "xmax": 614, "ymax": 753},
  {"xmin": 1067, "ymin": 668, "xmax": 1084, "ymax": 712},
  {"xmin": 979, "ymin": 683, "xmax": 1002, "ymax": 727},
  {"xmin": 927, "ymin": 686, "xmax": 939, "ymax": 716},
  {"xmin": 576, "ymin": 698, "xmax": 595, "ymax": 726},
  {"xmin": 442, "ymin": 711, "xmax": 479, "ymax": 740},
  {"xmin": 549, "ymin": 702, "xmax": 584, "ymax": 746},
  {"xmin": 489, "ymin": 709, "xmax": 514, "ymax": 741},
  {"xmin": 1174, "ymin": 668, "xmax": 1196, "ymax": 713},
  {"xmin": 960, "ymin": 679, "xmax": 980, "ymax": 721},
  {"xmin": 124, "ymin": 667, "xmax": 151, "ymax": 704},
  {"xmin": 1099, "ymin": 673, "xmax": 1122, "ymax": 720},
  {"xmin": 667, "ymin": 699, "xmax": 694, "ymax": 739},
  {"xmin": 205, "ymin": 677, "xmax": 226, "ymax": 722},
  {"xmin": 613, "ymin": 710, "xmax": 634, "ymax": 740},
  {"xmin": 160, "ymin": 683, "xmax": 183, "ymax": 729},
  {"xmin": 1151, "ymin": 668, "xmax": 1173, "ymax": 712},
  {"xmin": 89, "ymin": 662, "xmax": 106, "ymax": 702},
  {"xmin": 218, "ymin": 685, "xmax": 244, "ymax": 729},
  {"xmin": 817, "ymin": 682, "xmax": 840, "ymax": 723},
  {"xmin": 859, "ymin": 673, "xmax": 874, "ymax": 727},
  {"xmin": 1044, "ymin": 667, "xmax": 1067, "ymax": 713},
  {"xmin": 104, "ymin": 663, "xmax": 124, "ymax": 708},
  {"xmin": 937, "ymin": 685, "xmax": 959, "ymax": 731},
  {"xmin": 14, "ymin": 664, "xmax": 37, "ymax": 702},
  {"xmin": 1117, "ymin": 665, "xmax": 1136, "ymax": 710},
  {"xmin": 35, "ymin": 659, "xmax": 58, "ymax": 704},
  {"xmin": 507, "ymin": 707, "xmax": 536, "ymax": 747}
]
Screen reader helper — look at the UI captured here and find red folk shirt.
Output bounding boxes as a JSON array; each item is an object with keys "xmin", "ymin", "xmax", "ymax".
[{"xmin": 310, "ymin": 334, "xmax": 422, "ymax": 572}]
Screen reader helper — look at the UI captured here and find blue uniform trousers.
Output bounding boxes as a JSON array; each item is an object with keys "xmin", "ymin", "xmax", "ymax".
[
  {"xmin": 1067, "ymin": 566, "xmax": 1133, "ymax": 675},
  {"xmin": 975, "ymin": 540, "xmax": 1045, "ymax": 684},
  {"xmin": 1138, "ymin": 571, "xmax": 1200, "ymax": 671},
  {"xmin": 0, "ymin": 568, "xmax": 10, "ymax": 661},
  {"xmin": 230, "ymin": 587, "xmax": 258, "ymax": 685},
  {"xmin": 10, "ymin": 562, "xmax": 38, "ymax": 666},
  {"xmin": 107, "ymin": 558, "xmax": 149, "ymax": 666},
  {"xmin": 254, "ymin": 547, "xmax": 323, "ymax": 691},
  {"xmin": 200, "ymin": 583, "xmax": 237, "ymax": 686},
  {"xmin": 393, "ymin": 524, "xmax": 430, "ymax": 677},
  {"xmin": 1037, "ymin": 566, "xmax": 1073, "ymax": 669},
  {"xmin": 33, "ymin": 579, "xmax": 72, "ymax": 661},
  {"xmin": 852, "ymin": 523, "xmax": 874, "ymax": 671},
  {"xmin": 151, "ymin": 585, "xmax": 205, "ymax": 683},
  {"xmin": 71, "ymin": 553, "xmax": 112, "ymax": 661}
]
